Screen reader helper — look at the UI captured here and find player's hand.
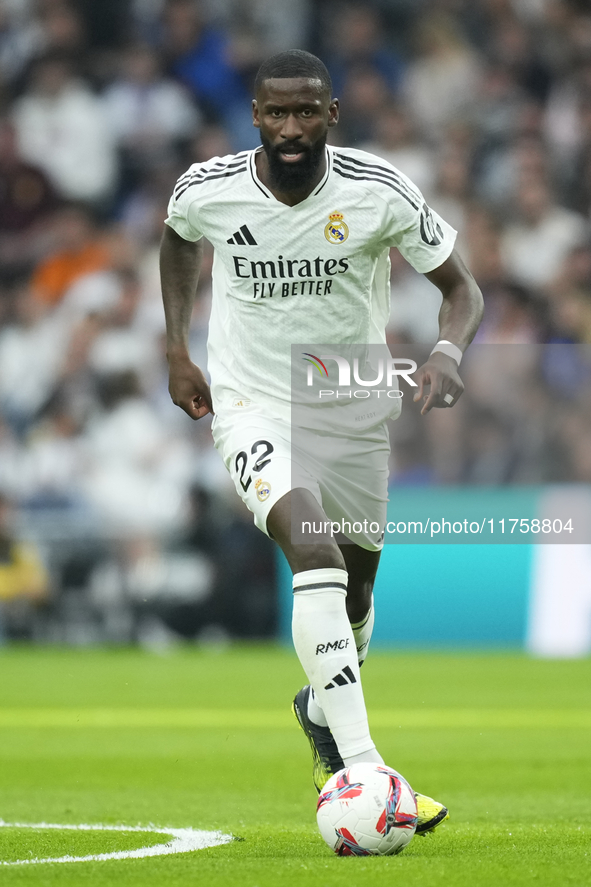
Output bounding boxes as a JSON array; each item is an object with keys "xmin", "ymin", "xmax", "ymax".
[
  {"xmin": 168, "ymin": 356, "xmax": 214, "ymax": 420},
  {"xmin": 413, "ymin": 351, "xmax": 464, "ymax": 415}
]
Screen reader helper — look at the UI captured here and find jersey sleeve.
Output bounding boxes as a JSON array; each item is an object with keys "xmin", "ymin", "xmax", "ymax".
[
  {"xmin": 373, "ymin": 169, "xmax": 457, "ymax": 274},
  {"xmin": 164, "ymin": 164, "xmax": 204, "ymax": 242},
  {"xmin": 394, "ymin": 199, "xmax": 457, "ymax": 274}
]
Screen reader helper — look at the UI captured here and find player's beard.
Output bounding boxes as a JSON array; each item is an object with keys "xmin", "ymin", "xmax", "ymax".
[{"xmin": 260, "ymin": 132, "xmax": 327, "ymax": 192}]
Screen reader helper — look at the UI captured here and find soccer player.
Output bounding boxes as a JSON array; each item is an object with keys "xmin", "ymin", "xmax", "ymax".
[{"xmin": 160, "ymin": 50, "xmax": 484, "ymax": 834}]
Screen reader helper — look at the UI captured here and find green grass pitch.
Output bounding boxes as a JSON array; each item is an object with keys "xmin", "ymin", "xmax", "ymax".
[{"xmin": 0, "ymin": 645, "xmax": 590, "ymax": 886}]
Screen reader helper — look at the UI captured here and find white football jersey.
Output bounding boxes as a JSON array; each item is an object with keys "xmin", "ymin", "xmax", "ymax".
[{"xmin": 165, "ymin": 145, "xmax": 456, "ymax": 421}]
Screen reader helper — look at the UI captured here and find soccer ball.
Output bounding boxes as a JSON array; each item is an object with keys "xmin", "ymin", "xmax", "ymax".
[{"xmin": 316, "ymin": 763, "xmax": 418, "ymax": 856}]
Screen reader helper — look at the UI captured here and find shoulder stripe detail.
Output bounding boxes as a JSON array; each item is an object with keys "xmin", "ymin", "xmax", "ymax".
[
  {"xmin": 333, "ymin": 153, "xmax": 421, "ymax": 206},
  {"xmin": 333, "ymin": 156, "xmax": 420, "ymax": 207},
  {"xmin": 174, "ymin": 151, "xmax": 250, "ymax": 185},
  {"xmin": 174, "ymin": 156, "xmax": 249, "ymax": 196},
  {"xmin": 175, "ymin": 164, "xmax": 248, "ymax": 199},
  {"xmin": 174, "ymin": 158, "xmax": 244, "ymax": 192},
  {"xmin": 174, "ymin": 160, "xmax": 248, "ymax": 196},
  {"xmin": 332, "ymin": 164, "xmax": 420, "ymax": 209},
  {"xmin": 333, "ymin": 152, "xmax": 421, "ymax": 193}
]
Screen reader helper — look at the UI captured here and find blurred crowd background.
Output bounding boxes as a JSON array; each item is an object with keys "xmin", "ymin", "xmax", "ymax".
[{"xmin": 2, "ymin": 0, "xmax": 591, "ymax": 645}]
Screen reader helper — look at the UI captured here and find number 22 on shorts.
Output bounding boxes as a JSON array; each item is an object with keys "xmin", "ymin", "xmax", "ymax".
[{"xmin": 234, "ymin": 440, "xmax": 274, "ymax": 494}]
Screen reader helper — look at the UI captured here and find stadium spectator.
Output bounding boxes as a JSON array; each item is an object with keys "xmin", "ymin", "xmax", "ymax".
[
  {"xmin": 131, "ymin": 0, "xmax": 167, "ymax": 44},
  {"xmin": 320, "ymin": 5, "xmax": 404, "ymax": 101},
  {"xmin": 102, "ymin": 42, "xmax": 200, "ymax": 193},
  {"xmin": 86, "ymin": 269, "xmax": 162, "ymax": 390},
  {"xmin": 119, "ymin": 161, "xmax": 182, "ymax": 246},
  {"xmin": 544, "ymin": 244, "xmax": 591, "ymax": 343},
  {"xmin": 0, "ymin": 116, "xmax": 58, "ymax": 283},
  {"xmin": 82, "ymin": 370, "xmax": 194, "ymax": 534},
  {"xmin": 473, "ymin": 62, "xmax": 526, "ymax": 150},
  {"xmin": 403, "ymin": 13, "xmax": 482, "ymax": 140},
  {"xmin": 471, "ymin": 63, "xmax": 529, "ymax": 204},
  {"xmin": 11, "ymin": 51, "xmax": 118, "ymax": 205},
  {"xmin": 205, "ymin": 490, "xmax": 278, "ymax": 640},
  {"xmin": 558, "ymin": 412, "xmax": 591, "ymax": 483},
  {"xmin": 0, "ymin": 418, "xmax": 21, "ymax": 498},
  {"xmin": 0, "ymin": 283, "xmax": 71, "ymax": 435},
  {"xmin": 38, "ymin": 2, "xmax": 88, "ymax": 58},
  {"xmin": 17, "ymin": 395, "xmax": 87, "ymax": 508},
  {"xmin": 161, "ymin": 0, "xmax": 256, "ymax": 149},
  {"xmin": 464, "ymin": 212, "xmax": 503, "ymax": 288},
  {"xmin": 501, "ymin": 176, "xmax": 588, "ymax": 290},
  {"xmin": 75, "ymin": 0, "xmax": 130, "ymax": 54},
  {"xmin": 206, "ymin": 0, "xmax": 310, "ymax": 58},
  {"xmin": 88, "ymin": 532, "xmax": 216, "ymax": 645},
  {"xmin": 555, "ymin": 81, "xmax": 591, "ymax": 214},
  {"xmin": 184, "ymin": 121, "xmax": 228, "ymax": 163},
  {"xmin": 428, "ymin": 147, "xmax": 473, "ymax": 256},
  {"xmin": 544, "ymin": 57, "xmax": 591, "ymax": 172},
  {"xmin": 337, "ymin": 65, "xmax": 392, "ymax": 145},
  {"xmin": 487, "ymin": 14, "xmax": 553, "ymax": 105},
  {"xmin": 474, "ymin": 282, "xmax": 546, "ymax": 345},
  {"xmin": 0, "ymin": 492, "xmax": 49, "ymax": 642},
  {"xmin": 31, "ymin": 204, "xmax": 111, "ymax": 307},
  {"xmin": 359, "ymin": 103, "xmax": 436, "ymax": 199},
  {"xmin": 477, "ymin": 131, "xmax": 551, "ymax": 212},
  {"xmin": 0, "ymin": 1, "xmax": 44, "ymax": 87}
]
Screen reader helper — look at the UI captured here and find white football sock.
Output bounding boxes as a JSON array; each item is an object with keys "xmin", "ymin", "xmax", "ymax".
[
  {"xmin": 292, "ymin": 568, "xmax": 377, "ymax": 759},
  {"xmin": 307, "ymin": 687, "xmax": 328, "ymax": 727},
  {"xmin": 351, "ymin": 597, "xmax": 375, "ymax": 667},
  {"xmin": 307, "ymin": 598, "xmax": 376, "ymax": 728},
  {"xmin": 343, "ymin": 748, "xmax": 384, "ymax": 767}
]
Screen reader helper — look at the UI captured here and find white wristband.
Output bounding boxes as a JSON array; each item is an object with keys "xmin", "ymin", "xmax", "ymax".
[{"xmin": 430, "ymin": 340, "xmax": 463, "ymax": 366}]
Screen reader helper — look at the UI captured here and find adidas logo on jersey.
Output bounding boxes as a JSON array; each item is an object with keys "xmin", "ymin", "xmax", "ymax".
[
  {"xmin": 324, "ymin": 665, "xmax": 357, "ymax": 689},
  {"xmin": 227, "ymin": 225, "xmax": 257, "ymax": 246}
]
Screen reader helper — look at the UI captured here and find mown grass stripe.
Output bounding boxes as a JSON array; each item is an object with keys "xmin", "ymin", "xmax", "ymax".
[{"xmin": 0, "ymin": 708, "xmax": 590, "ymax": 728}]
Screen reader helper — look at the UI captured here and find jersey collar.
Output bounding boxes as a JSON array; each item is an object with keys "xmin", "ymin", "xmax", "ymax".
[{"xmin": 249, "ymin": 147, "xmax": 332, "ymax": 202}]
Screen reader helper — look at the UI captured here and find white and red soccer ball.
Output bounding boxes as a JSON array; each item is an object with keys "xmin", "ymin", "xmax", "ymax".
[{"xmin": 316, "ymin": 763, "xmax": 418, "ymax": 856}]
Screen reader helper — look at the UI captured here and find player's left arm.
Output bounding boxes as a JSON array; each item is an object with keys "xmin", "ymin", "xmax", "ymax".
[{"xmin": 413, "ymin": 248, "xmax": 484, "ymax": 415}]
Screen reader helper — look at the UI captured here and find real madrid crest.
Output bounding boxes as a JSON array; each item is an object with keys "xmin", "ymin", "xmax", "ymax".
[
  {"xmin": 255, "ymin": 478, "xmax": 271, "ymax": 502},
  {"xmin": 324, "ymin": 211, "xmax": 349, "ymax": 244}
]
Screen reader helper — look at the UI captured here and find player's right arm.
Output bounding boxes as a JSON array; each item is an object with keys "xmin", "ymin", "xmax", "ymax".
[{"xmin": 160, "ymin": 224, "xmax": 213, "ymax": 420}]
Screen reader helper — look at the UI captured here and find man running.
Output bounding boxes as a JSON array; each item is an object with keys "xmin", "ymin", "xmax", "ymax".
[{"xmin": 160, "ymin": 49, "xmax": 484, "ymax": 834}]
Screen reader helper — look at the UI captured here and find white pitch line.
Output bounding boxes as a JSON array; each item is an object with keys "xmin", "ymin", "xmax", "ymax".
[{"xmin": 0, "ymin": 821, "xmax": 234, "ymax": 865}]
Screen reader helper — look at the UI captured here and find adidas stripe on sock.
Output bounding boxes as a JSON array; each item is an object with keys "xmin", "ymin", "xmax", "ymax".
[{"xmin": 292, "ymin": 568, "xmax": 377, "ymax": 759}]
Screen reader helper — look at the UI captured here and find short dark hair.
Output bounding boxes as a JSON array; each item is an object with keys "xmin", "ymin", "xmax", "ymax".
[{"xmin": 254, "ymin": 50, "xmax": 332, "ymax": 97}]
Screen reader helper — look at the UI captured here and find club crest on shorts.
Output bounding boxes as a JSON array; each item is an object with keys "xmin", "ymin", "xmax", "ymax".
[
  {"xmin": 324, "ymin": 212, "xmax": 349, "ymax": 244},
  {"xmin": 255, "ymin": 478, "xmax": 271, "ymax": 501}
]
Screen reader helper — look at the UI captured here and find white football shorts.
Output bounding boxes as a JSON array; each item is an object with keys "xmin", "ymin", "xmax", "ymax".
[{"xmin": 211, "ymin": 404, "xmax": 389, "ymax": 550}]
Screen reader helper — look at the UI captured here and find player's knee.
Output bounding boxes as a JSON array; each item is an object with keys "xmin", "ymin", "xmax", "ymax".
[{"xmin": 289, "ymin": 543, "xmax": 345, "ymax": 576}]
